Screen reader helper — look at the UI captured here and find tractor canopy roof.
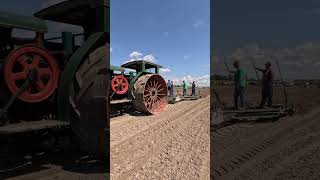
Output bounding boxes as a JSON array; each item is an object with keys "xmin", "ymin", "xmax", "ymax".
[
  {"xmin": 121, "ymin": 60, "xmax": 163, "ymax": 70},
  {"xmin": 0, "ymin": 11, "xmax": 47, "ymax": 32},
  {"xmin": 34, "ymin": 0, "xmax": 109, "ymax": 27}
]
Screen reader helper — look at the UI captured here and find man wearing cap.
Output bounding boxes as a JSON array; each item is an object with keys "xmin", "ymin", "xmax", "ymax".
[
  {"xmin": 255, "ymin": 62, "xmax": 274, "ymax": 108},
  {"xmin": 227, "ymin": 60, "xmax": 247, "ymax": 109}
]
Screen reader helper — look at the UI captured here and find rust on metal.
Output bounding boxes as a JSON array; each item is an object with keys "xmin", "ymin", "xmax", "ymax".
[{"xmin": 132, "ymin": 74, "xmax": 167, "ymax": 114}]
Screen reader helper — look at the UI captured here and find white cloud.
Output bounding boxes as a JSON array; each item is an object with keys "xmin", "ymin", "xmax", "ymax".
[
  {"xmin": 165, "ymin": 74, "xmax": 210, "ymax": 87},
  {"xmin": 143, "ymin": 54, "xmax": 157, "ymax": 63},
  {"xmin": 123, "ymin": 51, "xmax": 158, "ymax": 64},
  {"xmin": 110, "ymin": 47, "xmax": 113, "ymax": 53},
  {"xmin": 160, "ymin": 68, "xmax": 171, "ymax": 74},
  {"xmin": 214, "ymin": 42, "xmax": 320, "ymax": 79},
  {"xmin": 129, "ymin": 51, "xmax": 143, "ymax": 59}
]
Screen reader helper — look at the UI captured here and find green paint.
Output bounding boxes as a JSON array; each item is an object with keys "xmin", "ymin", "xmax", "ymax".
[
  {"xmin": 0, "ymin": 11, "xmax": 47, "ymax": 32},
  {"xmin": 57, "ymin": 32, "xmax": 105, "ymax": 121}
]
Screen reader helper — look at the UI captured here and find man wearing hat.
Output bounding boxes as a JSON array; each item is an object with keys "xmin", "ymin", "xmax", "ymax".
[
  {"xmin": 228, "ymin": 60, "xmax": 247, "ymax": 109},
  {"xmin": 255, "ymin": 62, "xmax": 274, "ymax": 108}
]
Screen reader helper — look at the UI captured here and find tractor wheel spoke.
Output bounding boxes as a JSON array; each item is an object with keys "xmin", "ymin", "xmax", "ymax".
[
  {"xmin": 32, "ymin": 55, "xmax": 41, "ymax": 67},
  {"xmin": 12, "ymin": 72, "xmax": 27, "ymax": 80},
  {"xmin": 18, "ymin": 56, "xmax": 29, "ymax": 68}
]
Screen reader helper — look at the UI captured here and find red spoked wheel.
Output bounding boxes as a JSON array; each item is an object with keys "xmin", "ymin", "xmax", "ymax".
[
  {"xmin": 111, "ymin": 75, "xmax": 129, "ymax": 94},
  {"xmin": 4, "ymin": 46, "xmax": 60, "ymax": 103},
  {"xmin": 133, "ymin": 74, "xmax": 167, "ymax": 114}
]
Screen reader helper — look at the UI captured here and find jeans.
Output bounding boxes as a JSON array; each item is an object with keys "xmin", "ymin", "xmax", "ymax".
[
  {"xmin": 170, "ymin": 88, "xmax": 174, "ymax": 97},
  {"xmin": 234, "ymin": 87, "xmax": 245, "ymax": 109},
  {"xmin": 191, "ymin": 89, "xmax": 196, "ymax": 96},
  {"xmin": 183, "ymin": 89, "xmax": 187, "ymax": 96},
  {"xmin": 260, "ymin": 84, "xmax": 273, "ymax": 107}
]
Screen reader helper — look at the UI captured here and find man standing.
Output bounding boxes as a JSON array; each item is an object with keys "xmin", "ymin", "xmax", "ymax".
[
  {"xmin": 191, "ymin": 81, "xmax": 196, "ymax": 96},
  {"xmin": 182, "ymin": 81, "xmax": 187, "ymax": 96},
  {"xmin": 227, "ymin": 60, "xmax": 247, "ymax": 109},
  {"xmin": 167, "ymin": 80, "xmax": 172, "ymax": 97},
  {"xmin": 170, "ymin": 81, "xmax": 174, "ymax": 97},
  {"xmin": 255, "ymin": 62, "xmax": 273, "ymax": 108}
]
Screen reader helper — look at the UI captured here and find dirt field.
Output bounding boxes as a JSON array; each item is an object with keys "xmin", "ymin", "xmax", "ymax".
[
  {"xmin": 211, "ymin": 85, "xmax": 320, "ymax": 179},
  {"xmin": 110, "ymin": 95, "xmax": 210, "ymax": 179}
]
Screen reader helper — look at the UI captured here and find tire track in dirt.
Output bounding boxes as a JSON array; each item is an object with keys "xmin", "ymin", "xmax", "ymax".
[
  {"xmin": 111, "ymin": 101, "xmax": 201, "ymax": 147},
  {"xmin": 111, "ymin": 99, "xmax": 206, "ymax": 154},
  {"xmin": 112, "ymin": 99, "xmax": 209, "ymax": 179},
  {"xmin": 111, "ymin": 97, "xmax": 210, "ymax": 180},
  {"xmin": 120, "ymin": 106, "xmax": 209, "ymax": 180},
  {"xmin": 211, "ymin": 107, "xmax": 320, "ymax": 180}
]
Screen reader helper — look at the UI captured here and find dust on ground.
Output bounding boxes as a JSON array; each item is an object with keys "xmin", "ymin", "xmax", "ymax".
[
  {"xmin": 211, "ymin": 85, "xmax": 320, "ymax": 180},
  {"xmin": 111, "ymin": 96, "xmax": 210, "ymax": 180}
]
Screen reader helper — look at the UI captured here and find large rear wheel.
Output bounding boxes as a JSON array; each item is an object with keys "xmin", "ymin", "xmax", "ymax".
[{"xmin": 69, "ymin": 44, "xmax": 109, "ymax": 159}]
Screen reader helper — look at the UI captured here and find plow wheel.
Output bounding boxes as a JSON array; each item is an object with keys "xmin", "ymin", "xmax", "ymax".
[
  {"xmin": 69, "ymin": 44, "xmax": 109, "ymax": 160},
  {"xmin": 133, "ymin": 74, "xmax": 167, "ymax": 114},
  {"xmin": 3, "ymin": 46, "xmax": 59, "ymax": 103},
  {"xmin": 111, "ymin": 75, "xmax": 129, "ymax": 94}
]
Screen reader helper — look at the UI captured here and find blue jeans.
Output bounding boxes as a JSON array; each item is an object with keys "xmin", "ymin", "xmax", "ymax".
[
  {"xmin": 192, "ymin": 89, "xmax": 196, "ymax": 96},
  {"xmin": 260, "ymin": 84, "xmax": 273, "ymax": 107},
  {"xmin": 234, "ymin": 87, "xmax": 245, "ymax": 109},
  {"xmin": 170, "ymin": 88, "xmax": 174, "ymax": 97}
]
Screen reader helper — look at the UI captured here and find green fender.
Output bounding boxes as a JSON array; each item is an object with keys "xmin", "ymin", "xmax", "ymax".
[{"xmin": 57, "ymin": 32, "xmax": 105, "ymax": 121}]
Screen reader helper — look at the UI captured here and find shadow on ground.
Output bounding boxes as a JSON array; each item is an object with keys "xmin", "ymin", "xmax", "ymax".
[{"xmin": 0, "ymin": 133, "xmax": 109, "ymax": 179}]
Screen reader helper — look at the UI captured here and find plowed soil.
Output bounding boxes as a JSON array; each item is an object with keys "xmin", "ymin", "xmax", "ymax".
[
  {"xmin": 111, "ymin": 96, "xmax": 210, "ymax": 180},
  {"xmin": 211, "ymin": 86, "xmax": 320, "ymax": 180}
]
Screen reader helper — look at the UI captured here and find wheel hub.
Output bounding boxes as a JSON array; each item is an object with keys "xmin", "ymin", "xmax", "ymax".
[
  {"xmin": 111, "ymin": 75, "xmax": 129, "ymax": 95},
  {"xmin": 3, "ymin": 46, "xmax": 60, "ymax": 103}
]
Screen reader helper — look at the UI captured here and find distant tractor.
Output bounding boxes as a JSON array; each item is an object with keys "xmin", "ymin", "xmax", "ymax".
[
  {"xmin": 110, "ymin": 60, "xmax": 167, "ymax": 114},
  {"xmin": 0, "ymin": 0, "xmax": 109, "ymax": 158}
]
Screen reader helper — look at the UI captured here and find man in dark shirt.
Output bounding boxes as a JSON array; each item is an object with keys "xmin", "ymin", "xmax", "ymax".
[
  {"xmin": 255, "ymin": 62, "xmax": 274, "ymax": 108},
  {"xmin": 191, "ymin": 81, "xmax": 196, "ymax": 96},
  {"xmin": 167, "ymin": 80, "xmax": 172, "ymax": 97}
]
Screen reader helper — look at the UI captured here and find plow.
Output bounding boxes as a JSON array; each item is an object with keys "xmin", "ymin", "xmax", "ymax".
[
  {"xmin": 0, "ymin": 0, "xmax": 109, "ymax": 159},
  {"xmin": 110, "ymin": 60, "xmax": 168, "ymax": 115},
  {"xmin": 211, "ymin": 57, "xmax": 295, "ymax": 130}
]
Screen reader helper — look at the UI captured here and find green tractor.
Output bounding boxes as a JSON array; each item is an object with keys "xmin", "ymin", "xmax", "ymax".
[
  {"xmin": 110, "ymin": 60, "xmax": 168, "ymax": 115},
  {"xmin": 0, "ymin": 0, "xmax": 109, "ymax": 158}
]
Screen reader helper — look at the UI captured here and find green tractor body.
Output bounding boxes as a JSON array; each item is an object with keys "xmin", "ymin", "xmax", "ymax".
[
  {"xmin": 0, "ymin": 0, "xmax": 109, "ymax": 158},
  {"xmin": 110, "ymin": 60, "xmax": 168, "ymax": 114}
]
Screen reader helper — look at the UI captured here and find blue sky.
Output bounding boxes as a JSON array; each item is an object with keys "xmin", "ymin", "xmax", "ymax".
[
  {"xmin": 212, "ymin": 0, "xmax": 320, "ymax": 79},
  {"xmin": 111, "ymin": 0, "xmax": 210, "ymax": 86}
]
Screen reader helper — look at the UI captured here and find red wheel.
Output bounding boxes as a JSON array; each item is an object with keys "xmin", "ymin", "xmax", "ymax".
[
  {"xmin": 4, "ymin": 46, "xmax": 60, "ymax": 103},
  {"xmin": 133, "ymin": 74, "xmax": 167, "ymax": 114},
  {"xmin": 111, "ymin": 75, "xmax": 129, "ymax": 94}
]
